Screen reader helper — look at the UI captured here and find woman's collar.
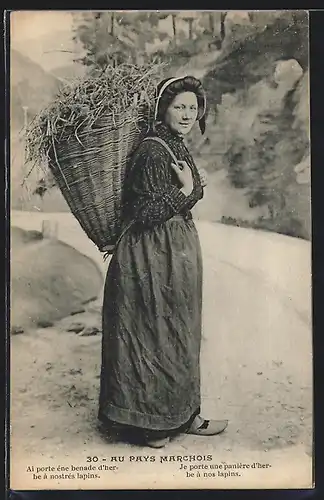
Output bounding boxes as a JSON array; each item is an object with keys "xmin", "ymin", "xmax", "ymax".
[{"xmin": 155, "ymin": 122, "xmax": 184, "ymax": 144}]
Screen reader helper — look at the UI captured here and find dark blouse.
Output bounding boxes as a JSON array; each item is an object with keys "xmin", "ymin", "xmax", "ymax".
[{"xmin": 123, "ymin": 123, "xmax": 204, "ymax": 229}]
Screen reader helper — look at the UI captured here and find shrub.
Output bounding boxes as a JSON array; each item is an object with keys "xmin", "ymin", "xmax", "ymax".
[{"xmin": 221, "ymin": 215, "xmax": 306, "ymax": 240}]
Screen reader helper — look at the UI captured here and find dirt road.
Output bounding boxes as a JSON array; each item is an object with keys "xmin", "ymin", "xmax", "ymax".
[{"xmin": 10, "ymin": 211, "xmax": 313, "ymax": 489}]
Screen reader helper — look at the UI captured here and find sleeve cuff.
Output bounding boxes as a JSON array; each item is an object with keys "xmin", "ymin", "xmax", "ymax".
[{"xmin": 163, "ymin": 186, "xmax": 189, "ymax": 213}]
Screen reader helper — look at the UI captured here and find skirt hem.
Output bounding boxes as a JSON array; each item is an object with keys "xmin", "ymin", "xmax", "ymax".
[{"xmin": 99, "ymin": 401, "xmax": 201, "ymax": 431}]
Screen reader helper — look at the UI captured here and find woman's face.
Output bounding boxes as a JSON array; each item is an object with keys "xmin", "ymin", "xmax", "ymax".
[{"xmin": 164, "ymin": 91, "xmax": 198, "ymax": 136}]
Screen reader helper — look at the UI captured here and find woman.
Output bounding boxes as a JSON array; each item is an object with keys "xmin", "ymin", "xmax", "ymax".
[{"xmin": 98, "ymin": 76, "xmax": 228, "ymax": 448}]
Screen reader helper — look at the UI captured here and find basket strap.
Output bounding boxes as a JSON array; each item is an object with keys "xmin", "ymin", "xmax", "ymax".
[
  {"xmin": 103, "ymin": 136, "xmax": 180, "ymax": 259},
  {"xmin": 142, "ymin": 136, "xmax": 179, "ymax": 167}
]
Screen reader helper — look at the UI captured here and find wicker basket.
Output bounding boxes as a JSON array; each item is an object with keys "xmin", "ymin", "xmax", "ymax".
[{"xmin": 48, "ymin": 106, "xmax": 149, "ymax": 252}]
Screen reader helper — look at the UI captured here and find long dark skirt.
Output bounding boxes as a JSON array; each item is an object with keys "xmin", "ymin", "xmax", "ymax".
[{"xmin": 98, "ymin": 215, "xmax": 203, "ymax": 438}]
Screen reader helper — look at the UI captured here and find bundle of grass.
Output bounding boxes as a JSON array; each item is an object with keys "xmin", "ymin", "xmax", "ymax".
[{"xmin": 25, "ymin": 63, "xmax": 163, "ymax": 251}]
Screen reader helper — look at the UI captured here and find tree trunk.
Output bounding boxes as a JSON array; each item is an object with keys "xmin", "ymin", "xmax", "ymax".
[
  {"xmin": 220, "ymin": 11, "xmax": 227, "ymax": 41},
  {"xmin": 188, "ymin": 19, "xmax": 194, "ymax": 40},
  {"xmin": 209, "ymin": 12, "xmax": 214, "ymax": 34},
  {"xmin": 111, "ymin": 11, "xmax": 115, "ymax": 36},
  {"xmin": 172, "ymin": 14, "xmax": 177, "ymax": 39}
]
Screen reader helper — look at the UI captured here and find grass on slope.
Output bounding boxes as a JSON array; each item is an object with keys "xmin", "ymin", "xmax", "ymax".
[{"xmin": 11, "ymin": 227, "xmax": 103, "ymax": 331}]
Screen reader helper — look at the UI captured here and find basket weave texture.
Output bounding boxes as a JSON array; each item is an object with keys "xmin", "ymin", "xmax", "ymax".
[
  {"xmin": 48, "ymin": 106, "xmax": 149, "ymax": 251},
  {"xmin": 25, "ymin": 64, "xmax": 161, "ymax": 252}
]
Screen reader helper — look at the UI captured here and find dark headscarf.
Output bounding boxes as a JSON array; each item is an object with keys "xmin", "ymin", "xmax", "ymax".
[{"xmin": 154, "ymin": 76, "xmax": 207, "ymax": 135}]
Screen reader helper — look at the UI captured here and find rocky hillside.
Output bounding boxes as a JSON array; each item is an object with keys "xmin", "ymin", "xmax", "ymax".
[
  {"xmin": 11, "ymin": 49, "xmax": 69, "ymax": 210},
  {"xmin": 11, "ymin": 12, "xmax": 311, "ymax": 240},
  {"xmin": 188, "ymin": 12, "xmax": 310, "ymax": 240},
  {"xmin": 203, "ymin": 11, "xmax": 308, "ymax": 108},
  {"xmin": 11, "ymin": 49, "xmax": 62, "ymax": 131},
  {"xmin": 50, "ymin": 64, "xmax": 86, "ymax": 81}
]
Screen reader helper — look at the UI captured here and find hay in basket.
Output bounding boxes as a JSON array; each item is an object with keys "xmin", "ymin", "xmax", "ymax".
[{"xmin": 25, "ymin": 62, "xmax": 163, "ymax": 252}]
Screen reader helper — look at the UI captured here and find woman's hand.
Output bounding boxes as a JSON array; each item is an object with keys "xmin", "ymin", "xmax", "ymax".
[
  {"xmin": 198, "ymin": 168, "xmax": 208, "ymax": 188},
  {"xmin": 171, "ymin": 160, "xmax": 194, "ymax": 196}
]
